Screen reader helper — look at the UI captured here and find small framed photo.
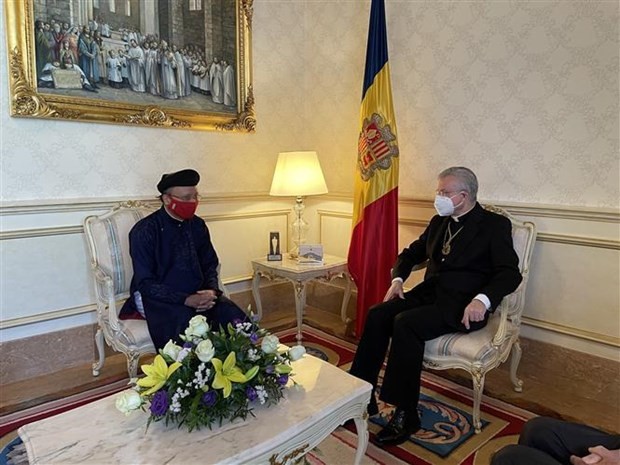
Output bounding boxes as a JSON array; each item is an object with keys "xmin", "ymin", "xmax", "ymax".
[{"xmin": 267, "ymin": 232, "xmax": 282, "ymax": 261}]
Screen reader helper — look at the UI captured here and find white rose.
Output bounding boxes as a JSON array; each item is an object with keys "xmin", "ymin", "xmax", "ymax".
[
  {"xmin": 288, "ymin": 345, "xmax": 306, "ymax": 361},
  {"xmin": 162, "ymin": 340, "xmax": 182, "ymax": 361},
  {"xmin": 115, "ymin": 389, "xmax": 142, "ymax": 415},
  {"xmin": 185, "ymin": 315, "xmax": 209, "ymax": 338},
  {"xmin": 261, "ymin": 334, "xmax": 279, "ymax": 354},
  {"xmin": 196, "ymin": 339, "xmax": 215, "ymax": 363}
]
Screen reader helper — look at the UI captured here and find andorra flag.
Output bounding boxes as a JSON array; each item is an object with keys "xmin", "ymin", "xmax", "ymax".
[{"xmin": 348, "ymin": 0, "xmax": 399, "ymax": 337}]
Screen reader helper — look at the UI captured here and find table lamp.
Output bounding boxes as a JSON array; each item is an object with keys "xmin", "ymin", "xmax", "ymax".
[{"xmin": 269, "ymin": 151, "xmax": 328, "ymax": 257}]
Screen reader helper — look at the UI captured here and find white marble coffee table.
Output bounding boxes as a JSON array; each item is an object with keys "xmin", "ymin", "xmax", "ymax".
[{"xmin": 18, "ymin": 353, "xmax": 372, "ymax": 465}]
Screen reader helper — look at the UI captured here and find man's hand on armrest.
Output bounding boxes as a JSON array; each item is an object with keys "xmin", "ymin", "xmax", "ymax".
[{"xmin": 461, "ymin": 298, "xmax": 488, "ymax": 330}]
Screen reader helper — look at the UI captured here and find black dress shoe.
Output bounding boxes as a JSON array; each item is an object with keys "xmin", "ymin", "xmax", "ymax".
[{"xmin": 373, "ymin": 407, "xmax": 421, "ymax": 446}]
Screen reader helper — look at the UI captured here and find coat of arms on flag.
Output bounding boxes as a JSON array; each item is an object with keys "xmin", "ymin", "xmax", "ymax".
[{"xmin": 358, "ymin": 112, "xmax": 399, "ymax": 181}]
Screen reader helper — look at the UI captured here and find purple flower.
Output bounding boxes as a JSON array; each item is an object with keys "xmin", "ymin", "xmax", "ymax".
[
  {"xmin": 149, "ymin": 390, "xmax": 169, "ymax": 416},
  {"xmin": 277, "ymin": 375, "xmax": 289, "ymax": 386},
  {"xmin": 201, "ymin": 390, "xmax": 217, "ymax": 407},
  {"xmin": 250, "ymin": 332, "xmax": 258, "ymax": 344},
  {"xmin": 251, "ymin": 313, "xmax": 260, "ymax": 322},
  {"xmin": 183, "ymin": 341, "xmax": 193, "ymax": 349},
  {"xmin": 246, "ymin": 386, "xmax": 257, "ymax": 401},
  {"xmin": 232, "ymin": 318, "xmax": 243, "ymax": 327},
  {"xmin": 265, "ymin": 365, "xmax": 274, "ymax": 374}
]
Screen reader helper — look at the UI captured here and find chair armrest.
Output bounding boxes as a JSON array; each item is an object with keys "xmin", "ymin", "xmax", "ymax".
[{"xmin": 92, "ymin": 265, "xmax": 123, "ymax": 332}]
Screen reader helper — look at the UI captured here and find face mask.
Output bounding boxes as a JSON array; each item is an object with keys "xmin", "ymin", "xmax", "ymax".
[
  {"xmin": 434, "ymin": 193, "xmax": 463, "ymax": 217},
  {"xmin": 168, "ymin": 197, "xmax": 198, "ymax": 220}
]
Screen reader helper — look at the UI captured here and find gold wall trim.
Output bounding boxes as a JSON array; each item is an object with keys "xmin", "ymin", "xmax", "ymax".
[
  {"xmin": 0, "ymin": 225, "xmax": 83, "ymax": 240},
  {"xmin": 317, "ymin": 209, "xmax": 351, "ymax": 220},
  {"xmin": 317, "ymin": 211, "xmax": 619, "ymax": 250},
  {"xmin": 0, "ymin": 193, "xmax": 273, "ymax": 216},
  {"xmin": 0, "ymin": 209, "xmax": 291, "ymax": 241},
  {"xmin": 399, "ymin": 197, "xmax": 620, "ymax": 223},
  {"xmin": 2, "ymin": 195, "xmax": 617, "ymax": 222},
  {"xmin": 537, "ymin": 232, "xmax": 620, "ymax": 250},
  {"xmin": 204, "ymin": 209, "xmax": 290, "ymax": 222},
  {"xmin": 0, "ymin": 199, "xmax": 157, "ymax": 216},
  {"xmin": 0, "ymin": 304, "xmax": 97, "ymax": 329},
  {"xmin": 523, "ymin": 316, "xmax": 620, "ymax": 348},
  {"xmin": 399, "ymin": 218, "xmax": 430, "ymax": 228}
]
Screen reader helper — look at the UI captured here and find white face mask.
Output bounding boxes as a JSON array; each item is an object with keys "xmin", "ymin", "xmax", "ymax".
[{"xmin": 434, "ymin": 193, "xmax": 463, "ymax": 217}]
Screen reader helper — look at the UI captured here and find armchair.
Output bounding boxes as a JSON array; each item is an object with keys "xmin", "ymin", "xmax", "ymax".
[
  {"xmin": 422, "ymin": 205, "xmax": 536, "ymax": 433},
  {"xmin": 84, "ymin": 201, "xmax": 157, "ymax": 378}
]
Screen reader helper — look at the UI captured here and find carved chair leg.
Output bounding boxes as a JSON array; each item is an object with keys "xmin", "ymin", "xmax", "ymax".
[
  {"xmin": 127, "ymin": 352, "xmax": 141, "ymax": 379},
  {"xmin": 92, "ymin": 327, "xmax": 106, "ymax": 377},
  {"xmin": 510, "ymin": 340, "xmax": 524, "ymax": 392},
  {"xmin": 471, "ymin": 369, "xmax": 485, "ymax": 434}
]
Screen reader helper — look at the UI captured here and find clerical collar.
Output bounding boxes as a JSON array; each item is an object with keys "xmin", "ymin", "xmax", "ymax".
[{"xmin": 452, "ymin": 204, "xmax": 475, "ymax": 223}]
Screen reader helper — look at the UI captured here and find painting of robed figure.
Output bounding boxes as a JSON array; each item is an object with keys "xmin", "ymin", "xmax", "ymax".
[{"xmin": 6, "ymin": 0, "xmax": 255, "ymax": 132}]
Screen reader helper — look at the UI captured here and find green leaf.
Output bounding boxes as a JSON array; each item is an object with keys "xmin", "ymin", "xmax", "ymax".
[
  {"xmin": 244, "ymin": 365, "xmax": 259, "ymax": 381},
  {"xmin": 275, "ymin": 364, "xmax": 292, "ymax": 374}
]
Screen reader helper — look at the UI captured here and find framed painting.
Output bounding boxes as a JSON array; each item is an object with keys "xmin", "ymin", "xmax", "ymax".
[{"xmin": 5, "ymin": 0, "xmax": 255, "ymax": 132}]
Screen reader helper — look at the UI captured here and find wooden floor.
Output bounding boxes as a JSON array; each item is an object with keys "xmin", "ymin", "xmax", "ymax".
[{"xmin": 2, "ymin": 307, "xmax": 619, "ymax": 435}]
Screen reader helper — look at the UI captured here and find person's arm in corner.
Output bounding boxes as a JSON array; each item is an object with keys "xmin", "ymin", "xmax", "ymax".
[{"xmin": 570, "ymin": 446, "xmax": 620, "ymax": 465}]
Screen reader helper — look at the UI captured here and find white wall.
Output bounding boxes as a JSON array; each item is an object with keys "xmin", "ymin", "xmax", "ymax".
[{"xmin": 1, "ymin": 1, "xmax": 618, "ymax": 361}]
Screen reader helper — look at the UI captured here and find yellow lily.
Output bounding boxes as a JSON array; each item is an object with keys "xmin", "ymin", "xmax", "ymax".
[
  {"xmin": 211, "ymin": 352, "xmax": 248, "ymax": 398},
  {"xmin": 136, "ymin": 355, "xmax": 181, "ymax": 396}
]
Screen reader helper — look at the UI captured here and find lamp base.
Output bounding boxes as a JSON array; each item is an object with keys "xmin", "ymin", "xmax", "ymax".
[{"xmin": 289, "ymin": 196, "xmax": 308, "ymax": 259}]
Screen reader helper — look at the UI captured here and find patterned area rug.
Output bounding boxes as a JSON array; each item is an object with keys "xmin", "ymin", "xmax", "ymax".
[
  {"xmin": 0, "ymin": 325, "xmax": 535, "ymax": 465},
  {"xmin": 278, "ymin": 325, "xmax": 536, "ymax": 465}
]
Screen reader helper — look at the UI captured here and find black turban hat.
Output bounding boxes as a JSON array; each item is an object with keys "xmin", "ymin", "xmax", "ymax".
[{"xmin": 157, "ymin": 169, "xmax": 200, "ymax": 193}]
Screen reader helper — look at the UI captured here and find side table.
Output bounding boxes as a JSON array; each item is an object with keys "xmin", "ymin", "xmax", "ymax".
[{"xmin": 251, "ymin": 254, "xmax": 352, "ymax": 344}]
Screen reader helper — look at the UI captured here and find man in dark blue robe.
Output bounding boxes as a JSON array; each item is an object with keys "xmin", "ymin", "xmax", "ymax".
[{"xmin": 120, "ymin": 169, "xmax": 247, "ymax": 350}]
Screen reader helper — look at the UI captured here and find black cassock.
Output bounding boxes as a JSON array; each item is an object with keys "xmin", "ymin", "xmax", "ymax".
[{"xmin": 120, "ymin": 207, "xmax": 246, "ymax": 349}]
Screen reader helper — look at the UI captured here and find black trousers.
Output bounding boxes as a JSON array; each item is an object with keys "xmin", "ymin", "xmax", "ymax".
[
  {"xmin": 491, "ymin": 417, "xmax": 620, "ymax": 465},
  {"xmin": 349, "ymin": 280, "xmax": 486, "ymax": 412}
]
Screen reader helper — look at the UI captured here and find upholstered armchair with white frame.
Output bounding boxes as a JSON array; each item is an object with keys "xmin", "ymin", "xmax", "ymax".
[
  {"xmin": 84, "ymin": 201, "xmax": 157, "ymax": 378},
  {"xmin": 422, "ymin": 205, "xmax": 536, "ymax": 433}
]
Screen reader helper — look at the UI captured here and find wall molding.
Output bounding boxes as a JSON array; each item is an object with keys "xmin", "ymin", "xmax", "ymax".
[
  {"xmin": 3, "ymin": 194, "xmax": 618, "ymax": 223},
  {"xmin": 204, "ymin": 209, "xmax": 290, "ymax": 223},
  {"xmin": 317, "ymin": 210, "xmax": 620, "ymax": 250},
  {"xmin": 0, "ymin": 210, "xmax": 292, "ymax": 241},
  {"xmin": 398, "ymin": 197, "xmax": 620, "ymax": 223},
  {"xmin": 537, "ymin": 232, "xmax": 620, "ymax": 250},
  {"xmin": 0, "ymin": 303, "xmax": 97, "ymax": 329},
  {"xmin": 522, "ymin": 316, "xmax": 620, "ymax": 348},
  {"xmin": 0, "ymin": 193, "xmax": 272, "ymax": 216}
]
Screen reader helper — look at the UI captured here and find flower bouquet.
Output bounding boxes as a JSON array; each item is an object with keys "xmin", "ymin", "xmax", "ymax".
[{"xmin": 115, "ymin": 314, "xmax": 306, "ymax": 431}]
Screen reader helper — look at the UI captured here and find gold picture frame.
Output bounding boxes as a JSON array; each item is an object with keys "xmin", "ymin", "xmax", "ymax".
[{"xmin": 5, "ymin": 0, "xmax": 255, "ymax": 132}]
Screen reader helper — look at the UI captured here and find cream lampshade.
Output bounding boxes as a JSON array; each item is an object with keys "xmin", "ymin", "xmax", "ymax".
[{"xmin": 269, "ymin": 151, "xmax": 328, "ymax": 257}]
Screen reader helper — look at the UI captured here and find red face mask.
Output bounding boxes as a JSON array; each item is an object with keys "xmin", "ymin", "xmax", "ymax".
[{"xmin": 168, "ymin": 197, "xmax": 198, "ymax": 220}]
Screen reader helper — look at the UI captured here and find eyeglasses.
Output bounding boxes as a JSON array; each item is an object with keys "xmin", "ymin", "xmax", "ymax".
[
  {"xmin": 436, "ymin": 190, "xmax": 463, "ymax": 198},
  {"xmin": 167, "ymin": 193, "xmax": 202, "ymax": 202}
]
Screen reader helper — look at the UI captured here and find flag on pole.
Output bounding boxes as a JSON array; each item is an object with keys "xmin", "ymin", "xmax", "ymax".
[{"xmin": 348, "ymin": 0, "xmax": 399, "ymax": 337}]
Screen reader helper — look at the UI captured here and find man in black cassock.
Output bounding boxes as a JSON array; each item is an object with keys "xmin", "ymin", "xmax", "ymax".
[
  {"xmin": 349, "ymin": 166, "xmax": 523, "ymax": 446},
  {"xmin": 120, "ymin": 169, "xmax": 247, "ymax": 350}
]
